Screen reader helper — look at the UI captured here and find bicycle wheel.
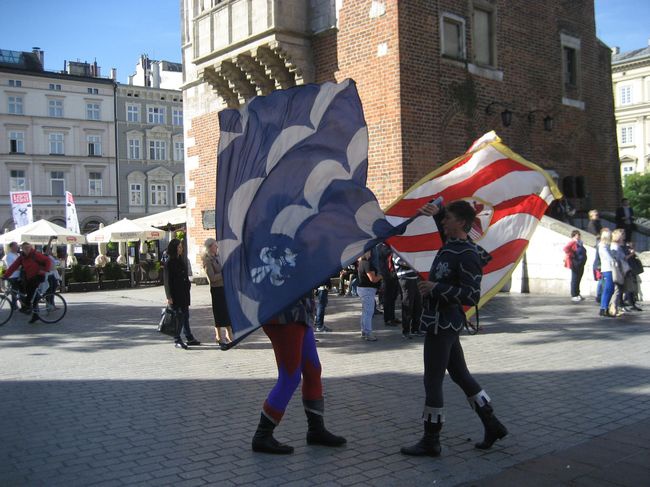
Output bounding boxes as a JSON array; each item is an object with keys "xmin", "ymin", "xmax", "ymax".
[
  {"xmin": 0, "ymin": 293, "xmax": 14, "ymax": 326},
  {"xmin": 33, "ymin": 292, "xmax": 67, "ymax": 324}
]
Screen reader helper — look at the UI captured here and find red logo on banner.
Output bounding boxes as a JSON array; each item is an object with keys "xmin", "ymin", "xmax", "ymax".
[{"xmin": 11, "ymin": 192, "xmax": 31, "ymax": 204}]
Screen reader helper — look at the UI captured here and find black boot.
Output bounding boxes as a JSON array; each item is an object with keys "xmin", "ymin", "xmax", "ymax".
[
  {"xmin": 474, "ymin": 403, "xmax": 508, "ymax": 449},
  {"xmin": 304, "ymin": 399, "xmax": 346, "ymax": 446},
  {"xmin": 400, "ymin": 420, "xmax": 442, "ymax": 457},
  {"xmin": 251, "ymin": 413, "xmax": 294, "ymax": 454}
]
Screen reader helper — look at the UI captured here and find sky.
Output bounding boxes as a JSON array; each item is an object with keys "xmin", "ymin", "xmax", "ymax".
[{"xmin": 0, "ymin": 0, "xmax": 648, "ymax": 84}]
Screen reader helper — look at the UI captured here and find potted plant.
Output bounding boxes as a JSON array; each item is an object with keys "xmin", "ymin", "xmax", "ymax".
[{"xmin": 67, "ymin": 264, "xmax": 100, "ymax": 292}]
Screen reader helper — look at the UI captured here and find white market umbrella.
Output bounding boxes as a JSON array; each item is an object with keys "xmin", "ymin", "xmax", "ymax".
[
  {"xmin": 86, "ymin": 218, "xmax": 164, "ymax": 243},
  {"xmin": 0, "ymin": 219, "xmax": 86, "ymax": 245},
  {"xmin": 133, "ymin": 207, "xmax": 186, "ymax": 229}
]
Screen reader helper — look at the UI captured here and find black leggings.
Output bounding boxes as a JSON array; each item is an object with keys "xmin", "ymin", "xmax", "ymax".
[{"xmin": 423, "ymin": 327, "xmax": 482, "ymax": 408}]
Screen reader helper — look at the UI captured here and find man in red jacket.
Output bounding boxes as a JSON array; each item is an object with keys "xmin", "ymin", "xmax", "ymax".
[{"xmin": 2, "ymin": 241, "xmax": 52, "ymax": 323}]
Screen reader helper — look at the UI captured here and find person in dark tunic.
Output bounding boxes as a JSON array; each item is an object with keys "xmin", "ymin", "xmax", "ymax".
[
  {"xmin": 401, "ymin": 200, "xmax": 508, "ymax": 457},
  {"xmin": 163, "ymin": 238, "xmax": 200, "ymax": 349}
]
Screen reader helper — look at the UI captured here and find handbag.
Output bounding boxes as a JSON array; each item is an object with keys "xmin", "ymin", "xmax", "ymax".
[
  {"xmin": 611, "ymin": 261, "xmax": 625, "ymax": 285},
  {"xmin": 629, "ymin": 256, "xmax": 644, "ymax": 275},
  {"xmin": 158, "ymin": 306, "xmax": 180, "ymax": 337}
]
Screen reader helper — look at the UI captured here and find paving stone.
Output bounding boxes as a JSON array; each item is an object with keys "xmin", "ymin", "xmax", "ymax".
[{"xmin": 1, "ymin": 289, "xmax": 649, "ymax": 486}]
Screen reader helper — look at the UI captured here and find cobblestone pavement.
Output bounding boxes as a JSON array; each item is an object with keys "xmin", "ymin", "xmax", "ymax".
[{"xmin": 1, "ymin": 286, "xmax": 649, "ymax": 486}]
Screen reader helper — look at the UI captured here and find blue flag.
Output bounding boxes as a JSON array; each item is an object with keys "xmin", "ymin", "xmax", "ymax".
[{"xmin": 216, "ymin": 80, "xmax": 400, "ymax": 344}]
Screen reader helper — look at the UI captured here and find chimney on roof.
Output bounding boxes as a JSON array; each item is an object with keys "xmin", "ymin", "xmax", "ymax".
[
  {"xmin": 612, "ymin": 46, "xmax": 620, "ymax": 55},
  {"xmin": 31, "ymin": 47, "xmax": 44, "ymax": 67},
  {"xmin": 110, "ymin": 68, "xmax": 117, "ymax": 81}
]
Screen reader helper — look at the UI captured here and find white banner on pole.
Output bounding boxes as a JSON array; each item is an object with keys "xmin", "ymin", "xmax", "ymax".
[
  {"xmin": 65, "ymin": 191, "xmax": 80, "ymax": 234},
  {"xmin": 10, "ymin": 191, "xmax": 33, "ymax": 228}
]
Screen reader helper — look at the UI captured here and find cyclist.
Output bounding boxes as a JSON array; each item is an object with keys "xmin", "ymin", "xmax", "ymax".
[{"xmin": 1, "ymin": 241, "xmax": 52, "ymax": 323}]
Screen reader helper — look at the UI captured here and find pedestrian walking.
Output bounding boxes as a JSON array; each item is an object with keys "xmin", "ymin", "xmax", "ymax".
[
  {"xmin": 202, "ymin": 238, "xmax": 233, "ymax": 346},
  {"xmin": 251, "ymin": 296, "xmax": 346, "ymax": 454},
  {"xmin": 401, "ymin": 200, "xmax": 508, "ymax": 458},
  {"xmin": 163, "ymin": 238, "xmax": 200, "ymax": 349},
  {"xmin": 563, "ymin": 230, "xmax": 587, "ymax": 302}
]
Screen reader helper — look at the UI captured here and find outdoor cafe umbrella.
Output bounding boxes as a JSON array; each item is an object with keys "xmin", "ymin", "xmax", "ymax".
[
  {"xmin": 0, "ymin": 219, "xmax": 86, "ymax": 245},
  {"xmin": 85, "ymin": 218, "xmax": 164, "ymax": 243},
  {"xmin": 86, "ymin": 219, "xmax": 163, "ymax": 267}
]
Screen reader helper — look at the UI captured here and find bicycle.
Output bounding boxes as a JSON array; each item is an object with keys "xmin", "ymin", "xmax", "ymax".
[{"xmin": 0, "ymin": 280, "xmax": 67, "ymax": 326}]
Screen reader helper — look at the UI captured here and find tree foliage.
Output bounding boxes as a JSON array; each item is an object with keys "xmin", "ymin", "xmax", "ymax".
[{"xmin": 623, "ymin": 173, "xmax": 650, "ymax": 218}]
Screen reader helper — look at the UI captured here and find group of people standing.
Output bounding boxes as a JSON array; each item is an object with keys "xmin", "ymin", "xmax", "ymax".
[
  {"xmin": 563, "ymin": 203, "xmax": 643, "ymax": 317},
  {"xmin": 162, "ymin": 237, "xmax": 233, "ymax": 350}
]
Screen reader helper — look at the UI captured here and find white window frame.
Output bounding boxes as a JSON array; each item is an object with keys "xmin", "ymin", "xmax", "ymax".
[
  {"xmin": 149, "ymin": 140, "xmax": 167, "ymax": 160},
  {"xmin": 8, "ymin": 95, "xmax": 23, "ymax": 114},
  {"xmin": 130, "ymin": 183, "xmax": 143, "ymax": 206},
  {"xmin": 86, "ymin": 102, "xmax": 101, "ymax": 120},
  {"xmin": 128, "ymin": 138, "xmax": 141, "ymax": 160},
  {"xmin": 560, "ymin": 33, "xmax": 582, "ymax": 107},
  {"xmin": 10, "ymin": 169, "xmax": 26, "ymax": 191},
  {"xmin": 620, "ymin": 125, "xmax": 634, "ymax": 145},
  {"xmin": 619, "ymin": 85, "xmax": 632, "ymax": 105},
  {"xmin": 172, "ymin": 108, "xmax": 183, "ymax": 126},
  {"xmin": 50, "ymin": 171, "xmax": 65, "ymax": 196},
  {"xmin": 87, "ymin": 135, "xmax": 102, "ymax": 156},
  {"xmin": 175, "ymin": 184, "xmax": 186, "ymax": 205},
  {"xmin": 87, "ymin": 88, "xmax": 99, "ymax": 94},
  {"xmin": 150, "ymin": 183, "xmax": 168, "ymax": 206},
  {"xmin": 88, "ymin": 171, "xmax": 103, "ymax": 196},
  {"xmin": 127, "ymin": 104, "xmax": 140, "ymax": 122},
  {"xmin": 9, "ymin": 131, "xmax": 25, "ymax": 153},
  {"xmin": 173, "ymin": 141, "xmax": 184, "ymax": 161},
  {"xmin": 8, "ymin": 79, "xmax": 22, "ymax": 87},
  {"xmin": 471, "ymin": 1, "xmax": 497, "ymax": 68},
  {"xmin": 48, "ymin": 98, "xmax": 63, "ymax": 117},
  {"xmin": 147, "ymin": 106, "xmax": 166, "ymax": 124},
  {"xmin": 48, "ymin": 83, "xmax": 62, "ymax": 91},
  {"xmin": 49, "ymin": 132, "xmax": 64, "ymax": 155},
  {"xmin": 440, "ymin": 12, "xmax": 466, "ymax": 61}
]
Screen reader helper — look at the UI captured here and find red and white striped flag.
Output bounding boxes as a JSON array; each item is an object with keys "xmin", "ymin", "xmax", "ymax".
[{"xmin": 385, "ymin": 131, "xmax": 561, "ymax": 309}]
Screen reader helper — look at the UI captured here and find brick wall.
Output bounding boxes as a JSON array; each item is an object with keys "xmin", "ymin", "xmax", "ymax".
[
  {"xmin": 185, "ymin": 110, "xmax": 220, "ymax": 269},
  {"xmin": 313, "ymin": 0, "xmax": 404, "ymax": 207},
  {"xmin": 185, "ymin": 0, "xmax": 620, "ymax": 271},
  {"xmin": 397, "ymin": 0, "xmax": 620, "ymax": 212}
]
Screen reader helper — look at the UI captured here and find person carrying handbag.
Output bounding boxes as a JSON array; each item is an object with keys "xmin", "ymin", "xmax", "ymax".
[{"xmin": 163, "ymin": 238, "xmax": 200, "ymax": 349}]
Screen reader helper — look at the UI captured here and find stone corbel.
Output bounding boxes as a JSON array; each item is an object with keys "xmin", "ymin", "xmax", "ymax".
[
  {"xmin": 254, "ymin": 45, "xmax": 297, "ymax": 90},
  {"xmin": 198, "ymin": 67, "xmax": 239, "ymax": 108},
  {"xmin": 219, "ymin": 60, "xmax": 257, "ymax": 103},
  {"xmin": 235, "ymin": 53, "xmax": 275, "ymax": 96}
]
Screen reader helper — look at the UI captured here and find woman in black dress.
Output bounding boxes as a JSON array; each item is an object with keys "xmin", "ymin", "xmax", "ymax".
[
  {"xmin": 202, "ymin": 238, "xmax": 233, "ymax": 345},
  {"xmin": 163, "ymin": 238, "xmax": 200, "ymax": 349}
]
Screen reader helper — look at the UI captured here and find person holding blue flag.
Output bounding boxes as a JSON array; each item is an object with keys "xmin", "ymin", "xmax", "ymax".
[{"xmin": 251, "ymin": 296, "xmax": 346, "ymax": 454}]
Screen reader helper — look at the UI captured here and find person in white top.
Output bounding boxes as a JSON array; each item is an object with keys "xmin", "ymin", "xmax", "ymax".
[
  {"xmin": 597, "ymin": 229, "xmax": 616, "ymax": 317},
  {"xmin": 1, "ymin": 242, "xmax": 21, "ymax": 308}
]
